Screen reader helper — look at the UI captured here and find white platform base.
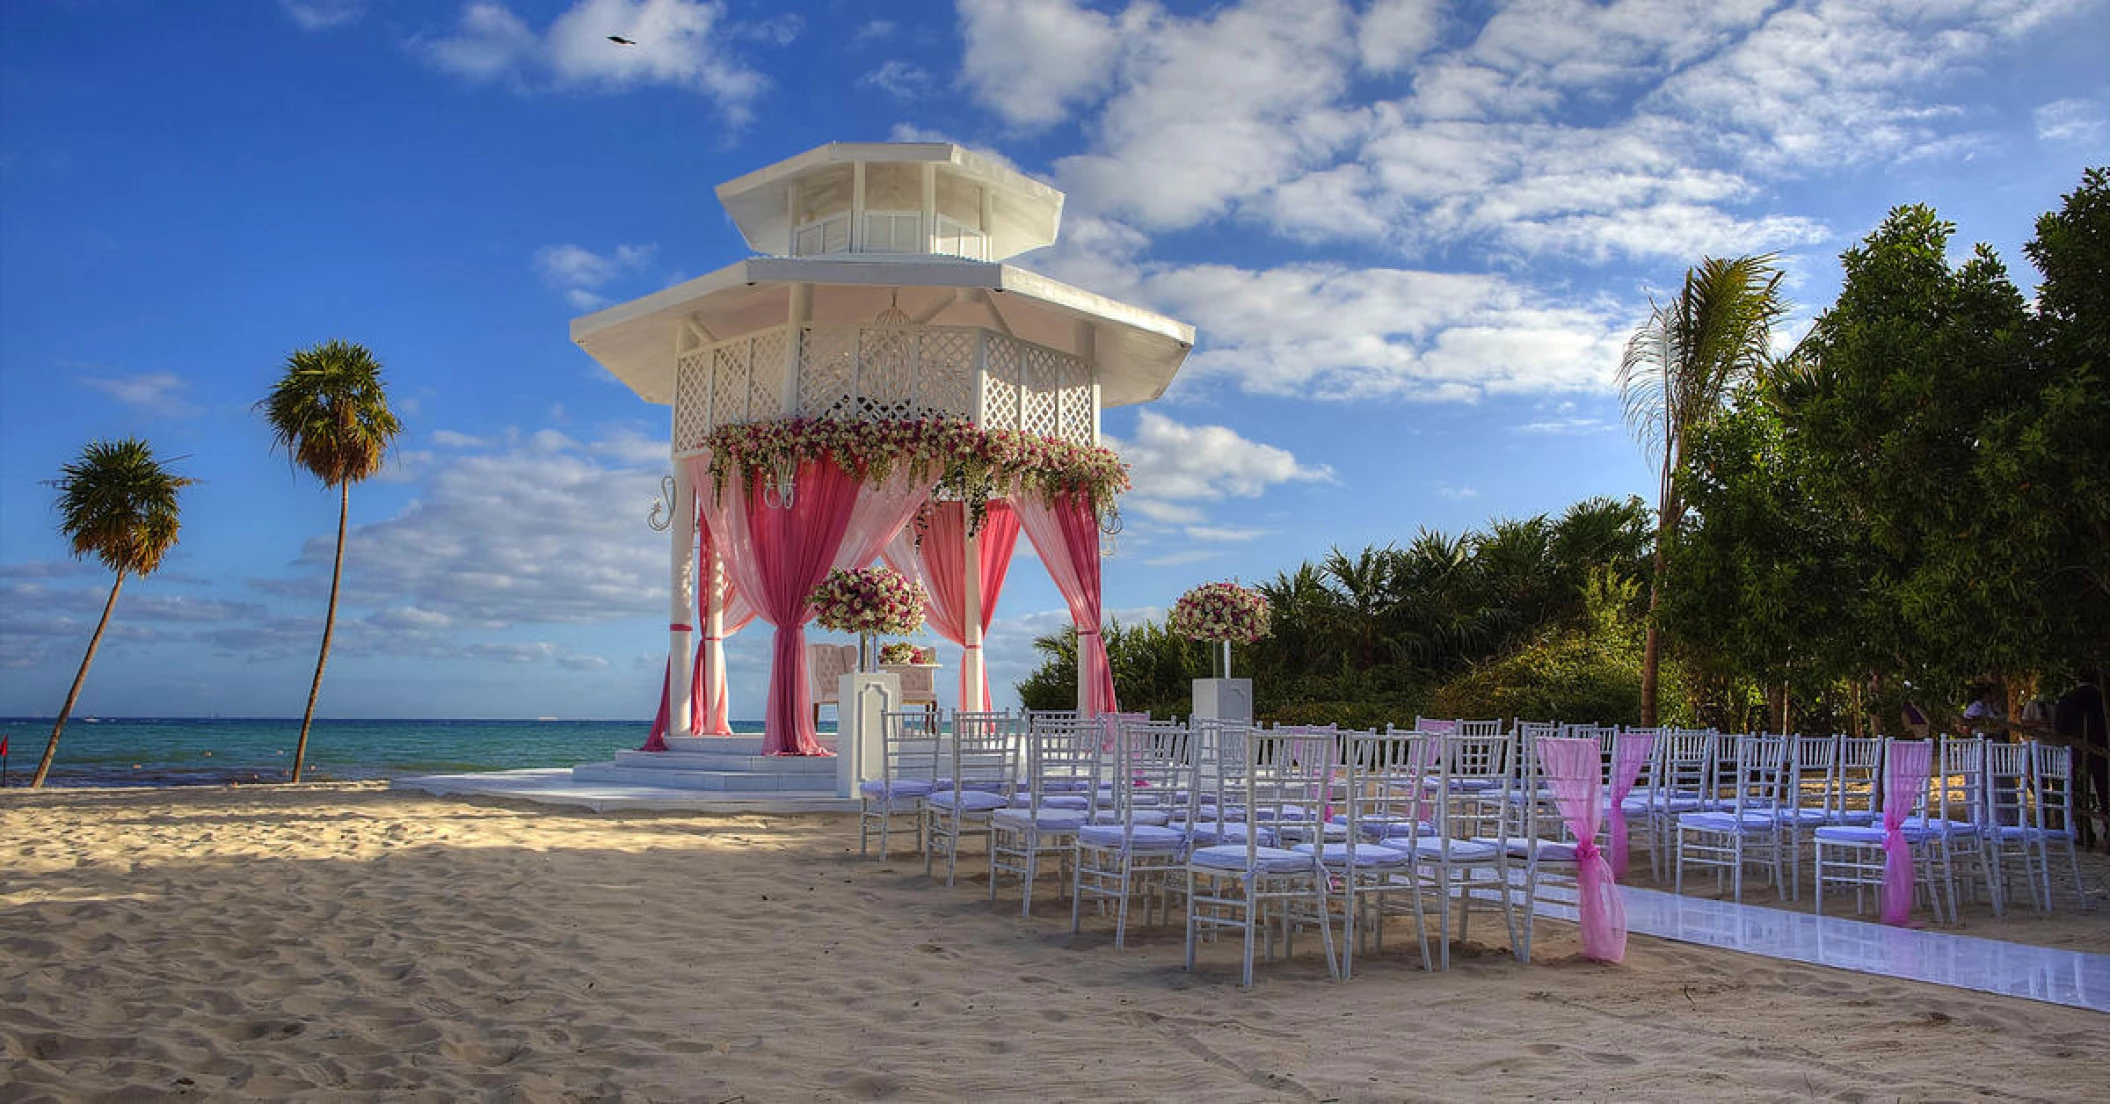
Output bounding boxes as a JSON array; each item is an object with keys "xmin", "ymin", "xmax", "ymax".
[
  {"xmin": 391, "ymin": 768, "xmax": 857, "ymax": 813},
  {"xmin": 1191, "ymin": 678, "xmax": 1252, "ymax": 724}
]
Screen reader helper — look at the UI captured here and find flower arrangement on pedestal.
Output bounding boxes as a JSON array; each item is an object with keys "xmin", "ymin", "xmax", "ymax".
[
  {"xmin": 878, "ymin": 642, "xmax": 934, "ymax": 665},
  {"xmin": 1167, "ymin": 581, "xmax": 1271, "ymax": 678},
  {"xmin": 702, "ymin": 415, "xmax": 1129, "ymax": 532},
  {"xmin": 810, "ymin": 566, "xmax": 927, "ymax": 672}
]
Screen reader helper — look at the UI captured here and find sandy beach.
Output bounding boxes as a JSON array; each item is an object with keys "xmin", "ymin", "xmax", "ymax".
[{"xmin": 3, "ymin": 785, "xmax": 2104, "ymax": 1102}]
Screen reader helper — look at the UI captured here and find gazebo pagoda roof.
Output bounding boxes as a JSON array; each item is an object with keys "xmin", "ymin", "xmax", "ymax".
[{"xmin": 570, "ymin": 255, "xmax": 1196, "ymax": 408}]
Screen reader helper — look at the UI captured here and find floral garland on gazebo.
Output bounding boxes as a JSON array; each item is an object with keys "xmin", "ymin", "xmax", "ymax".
[{"xmin": 701, "ymin": 415, "xmax": 1128, "ymax": 530}]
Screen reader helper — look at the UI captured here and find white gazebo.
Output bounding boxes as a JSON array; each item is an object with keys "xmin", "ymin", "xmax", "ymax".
[{"xmin": 571, "ymin": 141, "xmax": 1193, "ymax": 756}]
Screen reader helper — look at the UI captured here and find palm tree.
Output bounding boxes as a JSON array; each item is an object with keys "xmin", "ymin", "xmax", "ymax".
[
  {"xmin": 260, "ymin": 340, "xmax": 401, "ymax": 783},
  {"xmin": 1617, "ymin": 255, "xmax": 1788, "ymax": 724},
  {"xmin": 32, "ymin": 439, "xmax": 192, "ymax": 787}
]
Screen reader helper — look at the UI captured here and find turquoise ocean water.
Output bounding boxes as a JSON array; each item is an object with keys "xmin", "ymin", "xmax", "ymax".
[{"xmin": 0, "ymin": 717, "xmax": 769, "ymax": 789}]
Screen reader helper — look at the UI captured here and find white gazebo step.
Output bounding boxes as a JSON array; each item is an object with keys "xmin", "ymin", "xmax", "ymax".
[
  {"xmin": 611, "ymin": 748, "xmax": 837, "ymax": 774},
  {"xmin": 570, "ymin": 763, "xmax": 836, "ymax": 792},
  {"xmin": 659, "ymin": 735, "xmax": 840, "ymax": 756}
]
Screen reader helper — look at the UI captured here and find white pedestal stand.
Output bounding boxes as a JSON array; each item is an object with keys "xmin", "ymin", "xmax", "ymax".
[
  {"xmin": 1191, "ymin": 678, "xmax": 1253, "ymax": 725},
  {"xmin": 835, "ymin": 672, "xmax": 900, "ymax": 798}
]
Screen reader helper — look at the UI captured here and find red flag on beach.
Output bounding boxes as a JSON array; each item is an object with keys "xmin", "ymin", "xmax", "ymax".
[{"xmin": 1, "ymin": 735, "xmax": 8, "ymax": 756}]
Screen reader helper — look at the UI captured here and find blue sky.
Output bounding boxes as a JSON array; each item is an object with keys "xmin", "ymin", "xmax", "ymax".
[{"xmin": 1, "ymin": 0, "xmax": 2103, "ymax": 720}]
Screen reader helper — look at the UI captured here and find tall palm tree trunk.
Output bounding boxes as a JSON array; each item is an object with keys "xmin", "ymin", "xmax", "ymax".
[
  {"xmin": 291, "ymin": 483, "xmax": 349, "ymax": 784},
  {"xmin": 1640, "ymin": 442, "xmax": 1675, "ymax": 727},
  {"xmin": 32, "ymin": 570, "xmax": 126, "ymax": 788}
]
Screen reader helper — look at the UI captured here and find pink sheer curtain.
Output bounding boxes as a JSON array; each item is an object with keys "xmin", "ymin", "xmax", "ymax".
[
  {"xmin": 1882, "ymin": 740, "xmax": 1933, "ymax": 926},
  {"xmin": 883, "ymin": 500, "xmax": 1020, "ymax": 710},
  {"xmin": 1607, "ymin": 732, "xmax": 1656, "ymax": 878},
  {"xmin": 1016, "ymin": 491, "xmax": 1116, "ymax": 717},
  {"xmin": 690, "ymin": 581, "xmax": 757, "ymax": 737},
  {"xmin": 698, "ymin": 457, "xmax": 862, "ymax": 756},
  {"xmin": 689, "ymin": 455, "xmax": 929, "ymax": 756},
  {"xmin": 1537, "ymin": 736, "xmax": 1627, "ymax": 963}
]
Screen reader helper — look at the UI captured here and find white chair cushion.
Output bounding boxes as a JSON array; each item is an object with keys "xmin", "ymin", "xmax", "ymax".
[
  {"xmin": 1251, "ymin": 804, "xmax": 1321, "ymax": 822},
  {"xmin": 1813, "ymin": 824, "xmax": 1939, "ymax": 844},
  {"xmin": 1174, "ymin": 821, "xmax": 1279, "ymax": 847},
  {"xmin": 927, "ymin": 791, "xmax": 1008, "ymax": 814},
  {"xmin": 860, "ymin": 779, "xmax": 934, "ymax": 799},
  {"xmin": 1901, "ymin": 816, "xmax": 1982, "ymax": 837},
  {"xmin": 993, "ymin": 808, "xmax": 1088, "ymax": 831},
  {"xmin": 1042, "ymin": 794, "xmax": 1093, "ymax": 810},
  {"xmin": 1188, "ymin": 844, "xmax": 1310, "ymax": 875},
  {"xmin": 1093, "ymin": 809, "xmax": 1171, "ymax": 827},
  {"xmin": 1400, "ymin": 837, "xmax": 1501, "ymax": 861},
  {"xmin": 1476, "ymin": 836, "xmax": 1579, "ymax": 862},
  {"xmin": 1291, "ymin": 841, "xmax": 1410, "ymax": 867},
  {"xmin": 1077, "ymin": 823, "xmax": 1187, "ymax": 850},
  {"xmin": 1679, "ymin": 811, "xmax": 1782, "ymax": 832}
]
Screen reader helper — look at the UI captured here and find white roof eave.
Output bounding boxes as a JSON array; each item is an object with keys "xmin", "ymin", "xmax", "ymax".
[{"xmin": 570, "ymin": 257, "xmax": 1195, "ymax": 408}]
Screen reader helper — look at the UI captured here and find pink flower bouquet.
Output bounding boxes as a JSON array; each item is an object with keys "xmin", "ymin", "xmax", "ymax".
[
  {"xmin": 1167, "ymin": 581, "xmax": 1271, "ymax": 644},
  {"xmin": 810, "ymin": 566, "xmax": 926, "ymax": 638}
]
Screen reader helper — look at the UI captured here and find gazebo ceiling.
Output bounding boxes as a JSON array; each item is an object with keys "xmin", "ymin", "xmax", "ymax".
[{"xmin": 571, "ymin": 256, "xmax": 1196, "ymax": 409}]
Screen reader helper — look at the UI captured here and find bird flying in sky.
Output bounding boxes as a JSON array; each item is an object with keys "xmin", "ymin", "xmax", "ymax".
[{"xmin": 608, "ymin": 36, "xmax": 636, "ymax": 46}]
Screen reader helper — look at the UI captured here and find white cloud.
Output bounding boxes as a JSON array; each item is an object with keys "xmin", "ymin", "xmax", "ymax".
[
  {"xmin": 2035, "ymin": 97, "xmax": 2108, "ymax": 144},
  {"xmin": 1358, "ymin": 0, "xmax": 1445, "ymax": 73},
  {"xmin": 968, "ymin": 0, "xmax": 2087, "ymax": 268},
  {"xmin": 1184, "ymin": 525, "xmax": 1267, "ymax": 542},
  {"xmin": 277, "ymin": 428, "xmax": 672, "ymax": 630},
  {"xmin": 79, "ymin": 371, "xmax": 199, "ymax": 417},
  {"xmin": 534, "ymin": 242, "xmax": 656, "ymax": 310},
  {"xmin": 956, "ymin": 0, "xmax": 1123, "ymax": 129},
  {"xmin": 1107, "ymin": 411, "xmax": 1332, "ymax": 505},
  {"xmin": 1072, "ymin": 259, "xmax": 1632, "ymax": 402},
  {"xmin": 1052, "ymin": 0, "xmax": 1362, "ymax": 230},
  {"xmin": 1435, "ymin": 483, "xmax": 1478, "ymax": 500},
  {"xmin": 431, "ymin": 429, "xmax": 488, "ymax": 449},
  {"xmin": 418, "ymin": 2, "xmax": 539, "ymax": 82},
  {"xmin": 860, "ymin": 60, "xmax": 933, "ymax": 100},
  {"xmin": 415, "ymin": 0, "xmax": 773, "ymax": 122},
  {"xmin": 279, "ymin": 0, "xmax": 367, "ymax": 31},
  {"xmin": 1142, "ymin": 550, "xmax": 1224, "ymax": 568}
]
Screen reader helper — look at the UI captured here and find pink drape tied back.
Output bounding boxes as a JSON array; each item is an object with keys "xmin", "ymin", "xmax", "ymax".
[
  {"xmin": 1882, "ymin": 740, "xmax": 1933, "ymax": 926},
  {"xmin": 1607, "ymin": 732, "xmax": 1655, "ymax": 878},
  {"xmin": 882, "ymin": 500, "xmax": 1020, "ymax": 711},
  {"xmin": 1537, "ymin": 736, "xmax": 1628, "ymax": 963},
  {"xmin": 1017, "ymin": 490, "xmax": 1117, "ymax": 717}
]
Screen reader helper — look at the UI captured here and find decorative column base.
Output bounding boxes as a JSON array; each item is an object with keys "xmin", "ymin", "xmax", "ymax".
[
  {"xmin": 836, "ymin": 672, "xmax": 901, "ymax": 798},
  {"xmin": 1192, "ymin": 678, "xmax": 1253, "ymax": 725}
]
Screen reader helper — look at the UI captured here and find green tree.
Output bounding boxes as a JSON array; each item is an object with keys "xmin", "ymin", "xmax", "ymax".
[
  {"xmin": 1787, "ymin": 206, "xmax": 2035, "ymax": 694},
  {"xmin": 31, "ymin": 440, "xmax": 192, "ymax": 787},
  {"xmin": 259, "ymin": 340, "xmax": 402, "ymax": 784},
  {"xmin": 1617, "ymin": 255, "xmax": 1789, "ymax": 725},
  {"xmin": 2011, "ymin": 167, "xmax": 2110, "ymax": 672}
]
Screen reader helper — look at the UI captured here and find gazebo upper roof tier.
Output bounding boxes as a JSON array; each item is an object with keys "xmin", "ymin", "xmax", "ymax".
[
  {"xmin": 570, "ymin": 255, "xmax": 1195, "ymax": 409},
  {"xmin": 716, "ymin": 142, "xmax": 1062, "ymax": 261}
]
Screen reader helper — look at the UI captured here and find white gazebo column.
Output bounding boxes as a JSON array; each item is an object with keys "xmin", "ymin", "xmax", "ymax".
[
  {"xmin": 667, "ymin": 461, "xmax": 697, "ymax": 738},
  {"xmin": 703, "ymin": 548, "xmax": 727, "ymax": 732},
  {"xmin": 962, "ymin": 525, "xmax": 985, "ymax": 711}
]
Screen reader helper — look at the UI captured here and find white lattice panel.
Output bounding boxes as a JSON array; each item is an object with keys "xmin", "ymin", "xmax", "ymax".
[
  {"xmin": 855, "ymin": 328, "xmax": 917, "ymax": 420},
  {"xmin": 749, "ymin": 329, "xmax": 787, "ymax": 419},
  {"xmin": 1018, "ymin": 343, "xmax": 1062, "ymax": 439},
  {"xmin": 982, "ymin": 335, "xmax": 1021, "ymax": 432},
  {"xmin": 799, "ymin": 327, "xmax": 858, "ymax": 419},
  {"xmin": 711, "ymin": 345, "xmax": 751, "ymax": 426},
  {"xmin": 917, "ymin": 330, "xmax": 976, "ymax": 418},
  {"xmin": 674, "ymin": 347, "xmax": 711, "ymax": 447},
  {"xmin": 1059, "ymin": 383, "xmax": 1095, "ymax": 445}
]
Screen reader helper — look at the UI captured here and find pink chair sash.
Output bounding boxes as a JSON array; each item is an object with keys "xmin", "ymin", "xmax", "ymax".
[
  {"xmin": 1537, "ymin": 737, "xmax": 1627, "ymax": 963},
  {"xmin": 1607, "ymin": 732, "xmax": 1656, "ymax": 878},
  {"xmin": 1882, "ymin": 740, "xmax": 1933, "ymax": 925}
]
